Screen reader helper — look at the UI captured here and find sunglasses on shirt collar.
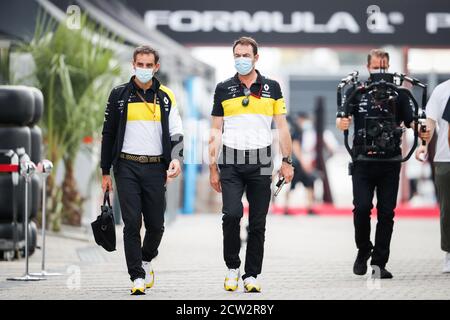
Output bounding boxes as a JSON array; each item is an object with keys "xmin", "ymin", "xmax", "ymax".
[
  {"xmin": 242, "ymin": 88, "xmax": 251, "ymax": 107},
  {"xmin": 241, "ymin": 83, "xmax": 263, "ymax": 107}
]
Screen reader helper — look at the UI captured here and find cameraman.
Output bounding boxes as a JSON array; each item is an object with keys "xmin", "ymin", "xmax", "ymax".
[{"xmin": 336, "ymin": 49, "xmax": 418, "ymax": 279}]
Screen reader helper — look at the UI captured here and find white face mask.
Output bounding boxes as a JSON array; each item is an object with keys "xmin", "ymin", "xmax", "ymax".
[
  {"xmin": 135, "ymin": 67, "xmax": 154, "ymax": 83},
  {"xmin": 234, "ymin": 57, "xmax": 254, "ymax": 75}
]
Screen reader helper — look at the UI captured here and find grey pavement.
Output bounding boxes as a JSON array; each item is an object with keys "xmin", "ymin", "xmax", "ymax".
[{"xmin": 0, "ymin": 213, "xmax": 449, "ymax": 300}]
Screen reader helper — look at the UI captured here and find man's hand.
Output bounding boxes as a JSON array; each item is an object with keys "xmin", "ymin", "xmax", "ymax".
[
  {"xmin": 102, "ymin": 175, "xmax": 113, "ymax": 193},
  {"xmin": 167, "ymin": 159, "xmax": 182, "ymax": 179},
  {"xmin": 336, "ymin": 117, "xmax": 352, "ymax": 131},
  {"xmin": 209, "ymin": 165, "xmax": 222, "ymax": 193},
  {"xmin": 415, "ymin": 145, "xmax": 428, "ymax": 162},
  {"xmin": 419, "ymin": 124, "xmax": 431, "ymax": 144},
  {"xmin": 279, "ymin": 162, "xmax": 294, "ymax": 183}
]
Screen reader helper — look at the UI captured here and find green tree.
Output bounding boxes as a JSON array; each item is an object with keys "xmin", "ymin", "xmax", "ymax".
[{"xmin": 17, "ymin": 13, "xmax": 122, "ymax": 230}]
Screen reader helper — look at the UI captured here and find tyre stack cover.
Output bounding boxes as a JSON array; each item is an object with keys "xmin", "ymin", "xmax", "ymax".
[
  {"xmin": 0, "ymin": 86, "xmax": 35, "ymax": 126},
  {"xmin": 29, "ymin": 87, "xmax": 43, "ymax": 126},
  {"xmin": 29, "ymin": 126, "xmax": 42, "ymax": 166},
  {"xmin": 30, "ymin": 175, "xmax": 41, "ymax": 220},
  {"xmin": 0, "ymin": 86, "xmax": 43, "ymax": 256},
  {"xmin": 29, "ymin": 88, "xmax": 44, "ymax": 219}
]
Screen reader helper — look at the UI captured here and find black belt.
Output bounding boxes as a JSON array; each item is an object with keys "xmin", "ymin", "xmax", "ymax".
[
  {"xmin": 221, "ymin": 145, "xmax": 272, "ymax": 165},
  {"xmin": 120, "ymin": 152, "xmax": 163, "ymax": 164}
]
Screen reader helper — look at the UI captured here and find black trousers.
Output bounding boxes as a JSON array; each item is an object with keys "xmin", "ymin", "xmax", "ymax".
[
  {"xmin": 290, "ymin": 162, "xmax": 315, "ymax": 190},
  {"xmin": 352, "ymin": 161, "xmax": 401, "ymax": 268},
  {"xmin": 114, "ymin": 158, "xmax": 167, "ymax": 281},
  {"xmin": 219, "ymin": 149, "xmax": 272, "ymax": 280}
]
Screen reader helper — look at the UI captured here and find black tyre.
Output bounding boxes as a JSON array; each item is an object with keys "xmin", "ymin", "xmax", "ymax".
[
  {"xmin": 0, "ymin": 86, "xmax": 35, "ymax": 126},
  {"xmin": 29, "ymin": 88, "xmax": 44, "ymax": 126},
  {"xmin": 28, "ymin": 220, "xmax": 37, "ymax": 256},
  {"xmin": 0, "ymin": 175, "xmax": 17, "ymax": 223},
  {"xmin": 30, "ymin": 125, "xmax": 42, "ymax": 164},
  {"xmin": 0, "ymin": 175, "xmax": 32, "ymax": 224},
  {"xmin": 18, "ymin": 221, "xmax": 37, "ymax": 258},
  {"xmin": 31, "ymin": 175, "xmax": 41, "ymax": 220},
  {"xmin": 0, "ymin": 222, "xmax": 24, "ymax": 239},
  {"xmin": 0, "ymin": 126, "xmax": 31, "ymax": 157},
  {"xmin": 0, "ymin": 222, "xmax": 31, "ymax": 258}
]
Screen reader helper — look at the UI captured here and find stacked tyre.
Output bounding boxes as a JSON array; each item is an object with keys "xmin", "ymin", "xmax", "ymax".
[{"xmin": 0, "ymin": 86, "xmax": 44, "ymax": 260}]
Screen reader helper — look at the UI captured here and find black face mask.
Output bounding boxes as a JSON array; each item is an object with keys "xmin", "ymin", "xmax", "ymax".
[{"xmin": 369, "ymin": 72, "xmax": 394, "ymax": 84}]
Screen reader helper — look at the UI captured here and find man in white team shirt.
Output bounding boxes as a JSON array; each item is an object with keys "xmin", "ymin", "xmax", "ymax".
[
  {"xmin": 416, "ymin": 79, "xmax": 450, "ymax": 273},
  {"xmin": 209, "ymin": 37, "xmax": 294, "ymax": 293}
]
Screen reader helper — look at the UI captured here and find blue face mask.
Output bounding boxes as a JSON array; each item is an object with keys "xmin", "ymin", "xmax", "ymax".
[
  {"xmin": 234, "ymin": 57, "xmax": 254, "ymax": 75},
  {"xmin": 135, "ymin": 67, "xmax": 153, "ymax": 83}
]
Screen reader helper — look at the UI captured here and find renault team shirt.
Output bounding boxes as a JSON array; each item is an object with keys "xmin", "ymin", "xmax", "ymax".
[{"xmin": 212, "ymin": 71, "xmax": 287, "ymax": 150}]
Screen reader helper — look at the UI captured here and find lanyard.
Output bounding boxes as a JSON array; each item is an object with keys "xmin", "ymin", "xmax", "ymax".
[{"xmin": 136, "ymin": 90, "xmax": 157, "ymax": 120}]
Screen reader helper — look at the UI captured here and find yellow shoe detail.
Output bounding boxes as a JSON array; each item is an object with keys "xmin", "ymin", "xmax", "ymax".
[
  {"xmin": 146, "ymin": 272, "xmax": 155, "ymax": 289},
  {"xmin": 130, "ymin": 287, "xmax": 145, "ymax": 295},
  {"xmin": 244, "ymin": 283, "xmax": 261, "ymax": 293},
  {"xmin": 224, "ymin": 277, "xmax": 238, "ymax": 291}
]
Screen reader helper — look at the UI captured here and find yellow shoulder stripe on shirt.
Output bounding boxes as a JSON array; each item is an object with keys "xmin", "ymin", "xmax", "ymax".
[
  {"xmin": 127, "ymin": 102, "xmax": 161, "ymax": 122},
  {"xmin": 159, "ymin": 85, "xmax": 177, "ymax": 107},
  {"xmin": 222, "ymin": 96, "xmax": 287, "ymax": 117}
]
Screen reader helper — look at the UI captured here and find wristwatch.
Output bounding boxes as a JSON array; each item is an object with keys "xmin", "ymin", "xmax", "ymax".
[{"xmin": 282, "ymin": 156, "xmax": 293, "ymax": 165}]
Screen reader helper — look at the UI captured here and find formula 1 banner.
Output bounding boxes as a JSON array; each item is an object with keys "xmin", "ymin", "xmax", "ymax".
[{"xmin": 124, "ymin": 0, "xmax": 450, "ymax": 46}]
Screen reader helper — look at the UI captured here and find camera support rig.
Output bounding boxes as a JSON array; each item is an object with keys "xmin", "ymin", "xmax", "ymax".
[{"xmin": 336, "ymin": 71, "xmax": 427, "ymax": 162}]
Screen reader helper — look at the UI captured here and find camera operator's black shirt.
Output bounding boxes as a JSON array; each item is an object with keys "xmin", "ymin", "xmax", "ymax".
[{"xmin": 344, "ymin": 80, "xmax": 414, "ymax": 155}]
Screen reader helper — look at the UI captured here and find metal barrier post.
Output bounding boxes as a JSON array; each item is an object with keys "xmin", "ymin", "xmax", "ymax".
[
  {"xmin": 30, "ymin": 160, "xmax": 61, "ymax": 277},
  {"xmin": 7, "ymin": 160, "xmax": 45, "ymax": 281}
]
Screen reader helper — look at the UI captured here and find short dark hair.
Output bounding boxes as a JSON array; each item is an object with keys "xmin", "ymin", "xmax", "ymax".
[
  {"xmin": 133, "ymin": 45, "xmax": 160, "ymax": 64},
  {"xmin": 233, "ymin": 37, "xmax": 258, "ymax": 55},
  {"xmin": 367, "ymin": 49, "xmax": 389, "ymax": 65}
]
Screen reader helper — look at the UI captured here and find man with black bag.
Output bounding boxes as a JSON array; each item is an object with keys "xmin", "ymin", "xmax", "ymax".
[
  {"xmin": 336, "ymin": 49, "xmax": 425, "ymax": 279},
  {"xmin": 91, "ymin": 189, "xmax": 116, "ymax": 252},
  {"xmin": 100, "ymin": 45, "xmax": 183, "ymax": 295}
]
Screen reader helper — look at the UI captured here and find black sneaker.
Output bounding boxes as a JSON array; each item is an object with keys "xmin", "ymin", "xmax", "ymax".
[
  {"xmin": 353, "ymin": 249, "xmax": 372, "ymax": 275},
  {"xmin": 371, "ymin": 267, "xmax": 393, "ymax": 279}
]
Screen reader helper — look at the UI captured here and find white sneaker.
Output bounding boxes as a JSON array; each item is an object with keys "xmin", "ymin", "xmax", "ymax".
[
  {"xmin": 224, "ymin": 268, "xmax": 240, "ymax": 291},
  {"xmin": 131, "ymin": 278, "xmax": 145, "ymax": 295},
  {"xmin": 142, "ymin": 261, "xmax": 155, "ymax": 288},
  {"xmin": 243, "ymin": 276, "xmax": 261, "ymax": 293},
  {"xmin": 443, "ymin": 253, "xmax": 450, "ymax": 273}
]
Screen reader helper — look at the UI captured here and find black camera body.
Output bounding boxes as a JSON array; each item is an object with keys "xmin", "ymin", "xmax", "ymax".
[
  {"xmin": 336, "ymin": 71, "xmax": 427, "ymax": 163},
  {"xmin": 357, "ymin": 116, "xmax": 403, "ymax": 157}
]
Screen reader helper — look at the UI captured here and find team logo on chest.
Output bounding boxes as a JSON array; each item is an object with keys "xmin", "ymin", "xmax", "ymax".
[
  {"xmin": 118, "ymin": 100, "xmax": 125, "ymax": 114},
  {"xmin": 162, "ymin": 96, "xmax": 170, "ymax": 112},
  {"xmin": 228, "ymin": 84, "xmax": 239, "ymax": 98},
  {"xmin": 261, "ymin": 83, "xmax": 271, "ymax": 98}
]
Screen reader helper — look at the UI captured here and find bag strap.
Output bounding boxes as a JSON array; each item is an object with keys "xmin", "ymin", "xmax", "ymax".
[{"xmin": 103, "ymin": 189, "xmax": 111, "ymax": 207}]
